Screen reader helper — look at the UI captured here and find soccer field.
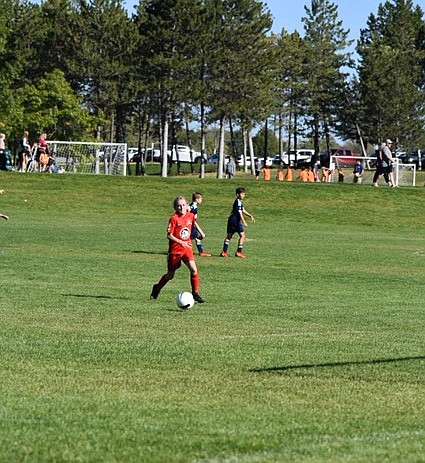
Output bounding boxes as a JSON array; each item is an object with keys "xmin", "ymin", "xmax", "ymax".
[{"xmin": 0, "ymin": 172, "xmax": 424, "ymax": 462}]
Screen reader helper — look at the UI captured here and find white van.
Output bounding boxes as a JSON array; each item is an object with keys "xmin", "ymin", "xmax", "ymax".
[{"xmin": 168, "ymin": 145, "xmax": 207, "ymax": 163}]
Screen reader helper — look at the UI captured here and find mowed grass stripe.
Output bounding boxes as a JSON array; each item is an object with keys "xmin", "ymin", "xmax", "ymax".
[{"xmin": 0, "ymin": 172, "xmax": 424, "ymax": 462}]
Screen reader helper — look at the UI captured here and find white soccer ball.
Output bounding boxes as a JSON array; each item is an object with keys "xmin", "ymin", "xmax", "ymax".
[{"xmin": 176, "ymin": 291, "xmax": 195, "ymax": 309}]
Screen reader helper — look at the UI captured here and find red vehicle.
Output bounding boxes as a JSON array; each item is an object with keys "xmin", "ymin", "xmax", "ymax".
[{"xmin": 328, "ymin": 148, "xmax": 360, "ymax": 167}]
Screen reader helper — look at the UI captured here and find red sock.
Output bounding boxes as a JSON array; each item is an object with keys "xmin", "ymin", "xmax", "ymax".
[
  {"xmin": 158, "ymin": 275, "xmax": 169, "ymax": 289},
  {"xmin": 191, "ymin": 273, "xmax": 199, "ymax": 293}
]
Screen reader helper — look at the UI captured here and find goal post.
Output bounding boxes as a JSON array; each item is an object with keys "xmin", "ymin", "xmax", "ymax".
[
  {"xmin": 329, "ymin": 156, "xmax": 416, "ymax": 187},
  {"xmin": 47, "ymin": 141, "xmax": 128, "ymax": 175}
]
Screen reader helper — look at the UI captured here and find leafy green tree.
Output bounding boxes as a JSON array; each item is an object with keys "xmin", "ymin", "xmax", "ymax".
[
  {"xmin": 0, "ymin": 0, "xmax": 33, "ymax": 133},
  {"xmin": 204, "ymin": 0, "xmax": 274, "ymax": 176},
  {"xmin": 9, "ymin": 69, "xmax": 100, "ymax": 142},
  {"xmin": 252, "ymin": 127, "xmax": 279, "ymax": 157},
  {"xmin": 75, "ymin": 0, "xmax": 137, "ymax": 141},
  {"xmin": 356, "ymin": 0, "xmax": 425, "ymax": 149},
  {"xmin": 273, "ymin": 30, "xmax": 309, "ymax": 156},
  {"xmin": 134, "ymin": 0, "xmax": 206, "ymax": 176}
]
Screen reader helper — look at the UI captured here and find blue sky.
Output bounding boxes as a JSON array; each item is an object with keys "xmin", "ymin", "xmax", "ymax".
[
  {"xmin": 123, "ymin": 1, "xmax": 397, "ymax": 45},
  {"xmin": 265, "ymin": 0, "xmax": 386, "ymax": 42}
]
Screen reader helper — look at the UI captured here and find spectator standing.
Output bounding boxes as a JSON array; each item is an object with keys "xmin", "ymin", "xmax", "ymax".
[
  {"xmin": 255, "ymin": 158, "xmax": 262, "ymax": 180},
  {"xmin": 37, "ymin": 132, "xmax": 49, "ymax": 172},
  {"xmin": 225, "ymin": 157, "xmax": 236, "ymax": 179},
  {"xmin": 17, "ymin": 130, "xmax": 31, "ymax": 172},
  {"xmin": 373, "ymin": 140, "xmax": 394, "ymax": 187},
  {"xmin": 382, "ymin": 139, "xmax": 396, "ymax": 187},
  {"xmin": 353, "ymin": 160, "xmax": 364, "ymax": 184},
  {"xmin": 0, "ymin": 133, "xmax": 13, "ymax": 171}
]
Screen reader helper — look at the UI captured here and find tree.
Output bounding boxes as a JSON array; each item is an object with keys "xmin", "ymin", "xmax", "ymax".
[
  {"xmin": 204, "ymin": 0, "xmax": 274, "ymax": 177},
  {"xmin": 356, "ymin": 0, "xmax": 425, "ymax": 149},
  {"xmin": 273, "ymin": 30, "xmax": 309, "ymax": 157},
  {"xmin": 9, "ymin": 69, "xmax": 100, "ymax": 142},
  {"xmin": 302, "ymin": 0, "xmax": 353, "ymax": 154},
  {"xmin": 76, "ymin": 0, "xmax": 138, "ymax": 142},
  {"xmin": 134, "ymin": 0, "xmax": 206, "ymax": 176},
  {"xmin": 252, "ymin": 126, "xmax": 279, "ymax": 157}
]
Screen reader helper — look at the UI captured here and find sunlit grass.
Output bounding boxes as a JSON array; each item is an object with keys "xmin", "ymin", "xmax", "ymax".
[{"xmin": 0, "ymin": 171, "xmax": 424, "ymax": 462}]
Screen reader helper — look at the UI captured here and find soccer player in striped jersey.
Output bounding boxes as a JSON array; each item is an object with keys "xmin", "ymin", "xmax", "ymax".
[
  {"xmin": 220, "ymin": 187, "xmax": 255, "ymax": 258},
  {"xmin": 189, "ymin": 192, "xmax": 211, "ymax": 257}
]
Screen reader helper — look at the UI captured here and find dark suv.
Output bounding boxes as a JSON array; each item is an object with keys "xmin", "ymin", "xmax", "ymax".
[{"xmin": 398, "ymin": 150, "xmax": 424, "ymax": 169}]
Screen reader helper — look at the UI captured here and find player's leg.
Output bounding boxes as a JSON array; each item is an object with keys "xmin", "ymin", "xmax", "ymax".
[
  {"xmin": 193, "ymin": 229, "xmax": 211, "ymax": 257},
  {"xmin": 184, "ymin": 259, "xmax": 205, "ymax": 303},
  {"xmin": 150, "ymin": 255, "xmax": 179, "ymax": 299},
  {"xmin": 221, "ymin": 232, "xmax": 233, "ymax": 257},
  {"xmin": 235, "ymin": 231, "xmax": 247, "ymax": 258},
  {"xmin": 221, "ymin": 216, "xmax": 236, "ymax": 257}
]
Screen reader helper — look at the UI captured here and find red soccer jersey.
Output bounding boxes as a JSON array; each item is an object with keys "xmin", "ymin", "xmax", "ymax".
[{"xmin": 167, "ymin": 211, "xmax": 195, "ymax": 254}]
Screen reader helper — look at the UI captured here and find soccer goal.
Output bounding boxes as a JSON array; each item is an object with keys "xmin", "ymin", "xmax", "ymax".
[
  {"xmin": 47, "ymin": 141, "xmax": 128, "ymax": 175},
  {"xmin": 329, "ymin": 156, "xmax": 416, "ymax": 187}
]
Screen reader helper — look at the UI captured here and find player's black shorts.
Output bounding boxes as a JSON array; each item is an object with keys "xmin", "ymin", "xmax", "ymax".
[
  {"xmin": 191, "ymin": 229, "xmax": 201, "ymax": 240},
  {"xmin": 227, "ymin": 215, "xmax": 243, "ymax": 235}
]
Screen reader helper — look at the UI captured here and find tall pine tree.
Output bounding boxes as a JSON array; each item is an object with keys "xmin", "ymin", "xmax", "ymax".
[{"xmin": 356, "ymin": 0, "xmax": 425, "ymax": 148}]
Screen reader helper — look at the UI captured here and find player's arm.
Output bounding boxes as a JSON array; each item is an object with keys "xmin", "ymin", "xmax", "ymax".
[
  {"xmin": 238, "ymin": 211, "xmax": 248, "ymax": 227},
  {"xmin": 167, "ymin": 232, "xmax": 191, "ymax": 248},
  {"xmin": 243, "ymin": 208, "xmax": 255, "ymax": 223},
  {"xmin": 193, "ymin": 221, "xmax": 205, "ymax": 239}
]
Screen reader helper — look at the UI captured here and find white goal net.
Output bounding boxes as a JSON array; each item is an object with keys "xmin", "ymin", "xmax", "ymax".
[
  {"xmin": 45, "ymin": 141, "xmax": 128, "ymax": 175},
  {"xmin": 329, "ymin": 156, "xmax": 416, "ymax": 187}
]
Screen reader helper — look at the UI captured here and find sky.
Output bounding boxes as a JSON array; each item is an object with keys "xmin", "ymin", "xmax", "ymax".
[
  {"xmin": 123, "ymin": 0, "xmax": 415, "ymax": 46},
  {"xmin": 264, "ymin": 0, "xmax": 386, "ymax": 41}
]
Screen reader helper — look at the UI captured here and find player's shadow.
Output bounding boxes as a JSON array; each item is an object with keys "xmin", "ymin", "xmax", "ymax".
[
  {"xmin": 249, "ymin": 355, "xmax": 425, "ymax": 373},
  {"xmin": 62, "ymin": 293, "xmax": 130, "ymax": 300}
]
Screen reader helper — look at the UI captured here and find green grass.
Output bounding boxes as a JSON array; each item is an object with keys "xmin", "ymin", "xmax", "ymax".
[{"xmin": 0, "ymin": 171, "xmax": 424, "ymax": 462}]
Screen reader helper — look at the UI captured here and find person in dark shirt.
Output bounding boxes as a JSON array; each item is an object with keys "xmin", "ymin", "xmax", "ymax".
[{"xmin": 220, "ymin": 187, "xmax": 255, "ymax": 259}]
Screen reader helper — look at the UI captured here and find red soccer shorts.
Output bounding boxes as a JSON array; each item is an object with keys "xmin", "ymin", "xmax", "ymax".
[{"xmin": 167, "ymin": 248, "xmax": 194, "ymax": 271}]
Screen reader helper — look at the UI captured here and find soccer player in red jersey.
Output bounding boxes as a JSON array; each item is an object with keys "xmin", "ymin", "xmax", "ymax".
[{"xmin": 150, "ymin": 196, "xmax": 205, "ymax": 303}]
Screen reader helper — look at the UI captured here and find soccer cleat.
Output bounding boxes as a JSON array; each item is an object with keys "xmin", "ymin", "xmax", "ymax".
[
  {"xmin": 192, "ymin": 292, "xmax": 205, "ymax": 303},
  {"xmin": 199, "ymin": 252, "xmax": 212, "ymax": 257},
  {"xmin": 150, "ymin": 284, "xmax": 160, "ymax": 300},
  {"xmin": 235, "ymin": 251, "xmax": 247, "ymax": 258},
  {"xmin": 220, "ymin": 251, "xmax": 229, "ymax": 257}
]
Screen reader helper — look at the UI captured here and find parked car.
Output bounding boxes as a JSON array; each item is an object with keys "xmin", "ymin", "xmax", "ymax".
[
  {"xmin": 168, "ymin": 145, "xmax": 207, "ymax": 163},
  {"xmin": 129, "ymin": 147, "xmax": 161, "ymax": 162},
  {"xmin": 325, "ymin": 148, "xmax": 360, "ymax": 167},
  {"xmin": 207, "ymin": 153, "xmax": 220, "ymax": 164},
  {"xmin": 281, "ymin": 149, "xmax": 314, "ymax": 168},
  {"xmin": 237, "ymin": 155, "xmax": 256, "ymax": 167},
  {"xmin": 127, "ymin": 147, "xmax": 139, "ymax": 161},
  {"xmin": 207, "ymin": 153, "xmax": 230, "ymax": 164},
  {"xmin": 397, "ymin": 150, "xmax": 424, "ymax": 169},
  {"xmin": 256, "ymin": 156, "xmax": 273, "ymax": 167}
]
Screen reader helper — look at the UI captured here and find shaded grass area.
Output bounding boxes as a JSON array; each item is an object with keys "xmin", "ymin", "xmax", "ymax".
[{"xmin": 0, "ymin": 172, "xmax": 424, "ymax": 462}]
